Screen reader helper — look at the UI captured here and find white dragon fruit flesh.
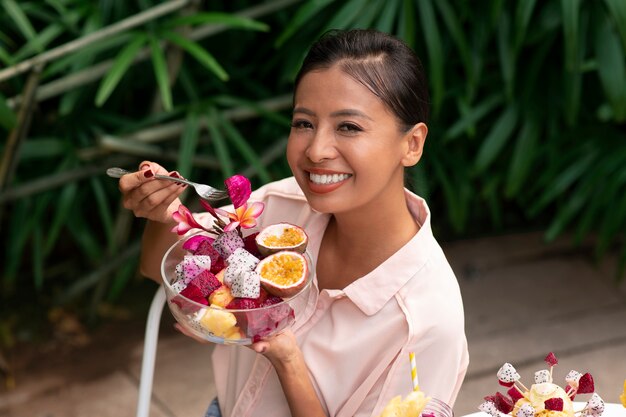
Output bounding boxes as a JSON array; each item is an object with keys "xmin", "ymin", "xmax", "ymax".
[
  {"xmin": 224, "ymin": 248, "xmax": 259, "ymax": 286},
  {"xmin": 212, "ymin": 230, "xmax": 244, "ymax": 259},
  {"xmin": 175, "ymin": 255, "xmax": 212, "ymax": 285},
  {"xmin": 516, "ymin": 403, "xmax": 535, "ymax": 417},
  {"xmin": 228, "ymin": 269, "xmax": 261, "ymax": 298},
  {"xmin": 565, "ymin": 370, "xmax": 582, "ymax": 388},
  {"xmin": 497, "ymin": 363, "xmax": 521, "ymax": 384},
  {"xmin": 534, "ymin": 369, "xmax": 551, "ymax": 384},
  {"xmin": 583, "ymin": 393, "xmax": 605, "ymax": 417}
]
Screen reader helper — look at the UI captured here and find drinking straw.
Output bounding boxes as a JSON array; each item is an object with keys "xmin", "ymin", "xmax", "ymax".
[{"xmin": 409, "ymin": 352, "xmax": 420, "ymax": 391}]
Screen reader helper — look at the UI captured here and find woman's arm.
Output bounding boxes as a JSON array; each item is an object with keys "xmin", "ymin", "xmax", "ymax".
[{"xmin": 252, "ymin": 332, "xmax": 327, "ymax": 417}]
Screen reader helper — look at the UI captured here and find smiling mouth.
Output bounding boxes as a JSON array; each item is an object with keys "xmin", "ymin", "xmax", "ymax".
[{"xmin": 309, "ymin": 172, "xmax": 352, "ymax": 185}]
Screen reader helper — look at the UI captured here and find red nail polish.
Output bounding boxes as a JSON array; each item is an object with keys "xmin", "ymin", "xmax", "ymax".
[
  {"xmin": 144, "ymin": 170, "xmax": 153, "ymax": 178},
  {"xmin": 169, "ymin": 172, "xmax": 180, "ymax": 178}
]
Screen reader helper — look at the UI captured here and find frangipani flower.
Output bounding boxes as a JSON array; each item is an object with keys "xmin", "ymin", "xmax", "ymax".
[
  {"xmin": 171, "ymin": 204, "xmax": 209, "ymax": 235},
  {"xmin": 224, "ymin": 174, "xmax": 251, "ymax": 209},
  {"xmin": 216, "ymin": 201, "xmax": 265, "ymax": 232}
]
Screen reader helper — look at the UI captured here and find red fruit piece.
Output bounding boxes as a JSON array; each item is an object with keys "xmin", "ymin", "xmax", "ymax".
[
  {"xmin": 183, "ymin": 234, "xmax": 214, "ymax": 252},
  {"xmin": 577, "ymin": 373, "xmax": 594, "ymax": 394},
  {"xmin": 226, "ymin": 297, "xmax": 263, "ymax": 310},
  {"xmin": 172, "ymin": 285, "xmax": 208, "ymax": 314},
  {"xmin": 544, "ymin": 398, "xmax": 564, "ymax": 411},
  {"xmin": 483, "ymin": 395, "xmax": 496, "ymax": 403},
  {"xmin": 544, "ymin": 352, "xmax": 558, "ymax": 367},
  {"xmin": 508, "ymin": 386, "xmax": 524, "ymax": 403},
  {"xmin": 498, "ymin": 380, "xmax": 515, "ymax": 388},
  {"xmin": 194, "ymin": 240, "xmax": 225, "ymax": 273},
  {"xmin": 243, "ymin": 232, "xmax": 262, "ymax": 258},
  {"xmin": 494, "ymin": 392, "xmax": 514, "ymax": 414},
  {"xmin": 189, "ymin": 270, "xmax": 222, "ymax": 297}
]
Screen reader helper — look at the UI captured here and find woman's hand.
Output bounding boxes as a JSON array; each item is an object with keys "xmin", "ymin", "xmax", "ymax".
[
  {"xmin": 118, "ymin": 160, "xmax": 185, "ymax": 224},
  {"xmin": 250, "ymin": 330, "xmax": 301, "ymax": 366}
]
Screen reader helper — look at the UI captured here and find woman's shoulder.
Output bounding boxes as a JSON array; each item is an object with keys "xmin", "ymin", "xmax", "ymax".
[{"xmin": 250, "ymin": 176, "xmax": 306, "ymax": 202}]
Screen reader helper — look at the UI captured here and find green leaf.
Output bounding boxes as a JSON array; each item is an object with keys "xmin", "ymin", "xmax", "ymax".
[
  {"xmin": 95, "ymin": 33, "xmax": 147, "ymax": 107},
  {"xmin": 107, "ymin": 258, "xmax": 137, "ymax": 302},
  {"xmin": 505, "ymin": 119, "xmax": 540, "ymax": 197},
  {"xmin": 212, "ymin": 95, "xmax": 291, "ymax": 127},
  {"xmin": 43, "ymin": 182, "xmax": 78, "ymax": 256},
  {"xmin": 0, "ymin": 93, "xmax": 17, "ymax": 130},
  {"xmin": 177, "ymin": 111, "xmax": 201, "ymax": 178},
  {"xmin": 375, "ymin": 0, "xmax": 399, "ymax": 33},
  {"xmin": 529, "ymin": 152, "xmax": 595, "ymax": 215},
  {"xmin": 89, "ymin": 177, "xmax": 114, "ymax": 251},
  {"xmin": 13, "ymin": 23, "xmax": 64, "ymax": 61},
  {"xmin": 545, "ymin": 185, "xmax": 588, "ymax": 241},
  {"xmin": 603, "ymin": 0, "xmax": 626, "ymax": 52},
  {"xmin": 167, "ymin": 12, "xmax": 269, "ymax": 32},
  {"xmin": 561, "ymin": 0, "xmax": 581, "ymax": 71},
  {"xmin": 514, "ymin": 0, "xmax": 538, "ymax": 51},
  {"xmin": 322, "ymin": 0, "xmax": 368, "ymax": 31},
  {"xmin": 162, "ymin": 30, "xmax": 228, "ymax": 82},
  {"xmin": 0, "ymin": 44, "xmax": 13, "ymax": 66},
  {"xmin": 1, "ymin": 0, "xmax": 41, "ymax": 51},
  {"xmin": 149, "ymin": 36, "xmax": 173, "ymax": 111},
  {"xmin": 206, "ymin": 107, "xmax": 233, "ymax": 178},
  {"xmin": 474, "ymin": 105, "xmax": 518, "ymax": 173},
  {"xmin": 444, "ymin": 94, "xmax": 504, "ymax": 141},
  {"xmin": 595, "ymin": 16, "xmax": 626, "ymax": 121},
  {"xmin": 596, "ymin": 190, "xmax": 626, "ymax": 258},
  {"xmin": 416, "ymin": 0, "xmax": 444, "ymax": 117},
  {"xmin": 434, "ymin": 0, "xmax": 473, "ymax": 95},
  {"xmin": 497, "ymin": 11, "xmax": 515, "ymax": 99},
  {"xmin": 218, "ymin": 114, "xmax": 272, "ymax": 184},
  {"xmin": 275, "ymin": 0, "xmax": 336, "ymax": 47},
  {"xmin": 33, "ymin": 227, "xmax": 44, "ymax": 290},
  {"xmin": 398, "ymin": 0, "xmax": 416, "ymax": 49}
]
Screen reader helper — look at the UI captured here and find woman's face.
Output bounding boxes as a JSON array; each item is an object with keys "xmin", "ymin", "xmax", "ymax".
[{"xmin": 287, "ymin": 65, "xmax": 414, "ymax": 215}]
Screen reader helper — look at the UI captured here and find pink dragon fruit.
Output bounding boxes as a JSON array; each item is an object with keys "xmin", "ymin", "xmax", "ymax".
[
  {"xmin": 194, "ymin": 239, "xmax": 225, "ymax": 273},
  {"xmin": 212, "ymin": 230, "xmax": 244, "ymax": 259},
  {"xmin": 175, "ymin": 255, "xmax": 212, "ymax": 285}
]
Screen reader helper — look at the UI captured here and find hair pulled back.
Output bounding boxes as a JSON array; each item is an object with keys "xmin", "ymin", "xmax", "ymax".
[{"xmin": 294, "ymin": 29, "xmax": 430, "ymax": 130}]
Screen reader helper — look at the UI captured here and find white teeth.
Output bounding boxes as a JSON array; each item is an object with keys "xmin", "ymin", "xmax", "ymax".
[{"xmin": 309, "ymin": 173, "xmax": 350, "ymax": 185}]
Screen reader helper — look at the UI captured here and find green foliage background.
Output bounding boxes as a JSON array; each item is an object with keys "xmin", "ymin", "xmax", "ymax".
[{"xmin": 0, "ymin": 0, "xmax": 625, "ymax": 344}]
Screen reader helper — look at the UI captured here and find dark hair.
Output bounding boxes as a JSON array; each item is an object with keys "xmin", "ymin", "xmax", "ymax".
[{"xmin": 294, "ymin": 29, "xmax": 430, "ymax": 130}]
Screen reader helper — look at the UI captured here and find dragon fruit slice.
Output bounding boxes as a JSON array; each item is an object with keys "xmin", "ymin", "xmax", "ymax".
[
  {"xmin": 174, "ymin": 255, "xmax": 212, "ymax": 285},
  {"xmin": 493, "ymin": 392, "xmax": 514, "ymax": 414},
  {"xmin": 583, "ymin": 393, "xmax": 605, "ymax": 417},
  {"xmin": 508, "ymin": 386, "xmax": 524, "ymax": 403},
  {"xmin": 535, "ymin": 369, "xmax": 552, "ymax": 384},
  {"xmin": 516, "ymin": 403, "xmax": 535, "ymax": 417},
  {"xmin": 497, "ymin": 363, "xmax": 521, "ymax": 386},
  {"xmin": 243, "ymin": 232, "xmax": 261, "ymax": 258},
  {"xmin": 229, "ymin": 269, "xmax": 261, "ymax": 298},
  {"xmin": 186, "ymin": 270, "xmax": 221, "ymax": 298},
  {"xmin": 227, "ymin": 247, "xmax": 259, "ymax": 270},
  {"xmin": 183, "ymin": 234, "xmax": 214, "ymax": 252},
  {"xmin": 194, "ymin": 239, "xmax": 225, "ymax": 273},
  {"xmin": 577, "ymin": 373, "xmax": 595, "ymax": 394},
  {"xmin": 544, "ymin": 398, "xmax": 564, "ymax": 411},
  {"xmin": 478, "ymin": 401, "xmax": 500, "ymax": 417},
  {"xmin": 213, "ymin": 230, "xmax": 244, "ymax": 259},
  {"xmin": 565, "ymin": 370, "xmax": 582, "ymax": 388},
  {"xmin": 544, "ymin": 352, "xmax": 558, "ymax": 367}
]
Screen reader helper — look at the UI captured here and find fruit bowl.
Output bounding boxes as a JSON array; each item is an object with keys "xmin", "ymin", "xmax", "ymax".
[{"xmin": 161, "ymin": 232, "xmax": 314, "ymax": 345}]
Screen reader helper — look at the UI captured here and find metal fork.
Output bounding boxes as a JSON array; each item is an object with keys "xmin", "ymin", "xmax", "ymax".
[{"xmin": 106, "ymin": 167, "xmax": 229, "ymax": 202}]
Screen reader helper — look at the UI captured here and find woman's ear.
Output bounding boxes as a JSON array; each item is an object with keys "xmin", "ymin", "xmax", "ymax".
[{"xmin": 401, "ymin": 122, "xmax": 428, "ymax": 167}]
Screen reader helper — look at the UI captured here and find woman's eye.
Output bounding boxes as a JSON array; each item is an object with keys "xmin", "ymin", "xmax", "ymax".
[
  {"xmin": 338, "ymin": 123, "xmax": 362, "ymax": 133},
  {"xmin": 291, "ymin": 120, "xmax": 313, "ymax": 129}
]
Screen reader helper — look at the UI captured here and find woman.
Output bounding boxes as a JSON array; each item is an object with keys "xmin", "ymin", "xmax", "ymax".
[{"xmin": 119, "ymin": 29, "xmax": 468, "ymax": 417}]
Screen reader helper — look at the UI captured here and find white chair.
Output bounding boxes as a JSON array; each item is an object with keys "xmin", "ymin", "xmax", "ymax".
[{"xmin": 136, "ymin": 286, "xmax": 166, "ymax": 417}]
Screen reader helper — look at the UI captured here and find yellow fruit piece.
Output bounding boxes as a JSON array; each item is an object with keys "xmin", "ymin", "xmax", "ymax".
[
  {"xmin": 620, "ymin": 379, "xmax": 626, "ymax": 408},
  {"xmin": 378, "ymin": 391, "xmax": 430, "ymax": 417},
  {"xmin": 209, "ymin": 285, "xmax": 234, "ymax": 307},
  {"xmin": 263, "ymin": 227, "xmax": 303, "ymax": 247},
  {"xmin": 199, "ymin": 308, "xmax": 238, "ymax": 338}
]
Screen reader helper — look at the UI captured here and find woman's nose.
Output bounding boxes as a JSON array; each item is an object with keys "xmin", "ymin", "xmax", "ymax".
[{"xmin": 305, "ymin": 129, "xmax": 337, "ymax": 163}]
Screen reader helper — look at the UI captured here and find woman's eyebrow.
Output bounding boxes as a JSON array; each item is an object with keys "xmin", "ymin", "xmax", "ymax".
[
  {"xmin": 330, "ymin": 109, "xmax": 373, "ymax": 120},
  {"xmin": 292, "ymin": 107, "xmax": 315, "ymax": 116}
]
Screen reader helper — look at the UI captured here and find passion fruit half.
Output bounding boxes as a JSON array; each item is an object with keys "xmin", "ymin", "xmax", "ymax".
[
  {"xmin": 255, "ymin": 250, "xmax": 309, "ymax": 298},
  {"xmin": 255, "ymin": 223, "xmax": 308, "ymax": 257}
]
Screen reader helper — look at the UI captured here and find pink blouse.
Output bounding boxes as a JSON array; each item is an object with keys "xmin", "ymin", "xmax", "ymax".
[{"xmin": 203, "ymin": 177, "xmax": 469, "ymax": 417}]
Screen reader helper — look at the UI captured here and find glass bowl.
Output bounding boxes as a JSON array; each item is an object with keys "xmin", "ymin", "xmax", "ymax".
[{"xmin": 161, "ymin": 232, "xmax": 314, "ymax": 345}]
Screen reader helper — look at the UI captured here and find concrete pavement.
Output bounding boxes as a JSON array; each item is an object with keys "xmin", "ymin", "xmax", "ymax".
[{"xmin": 1, "ymin": 231, "xmax": 625, "ymax": 417}]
